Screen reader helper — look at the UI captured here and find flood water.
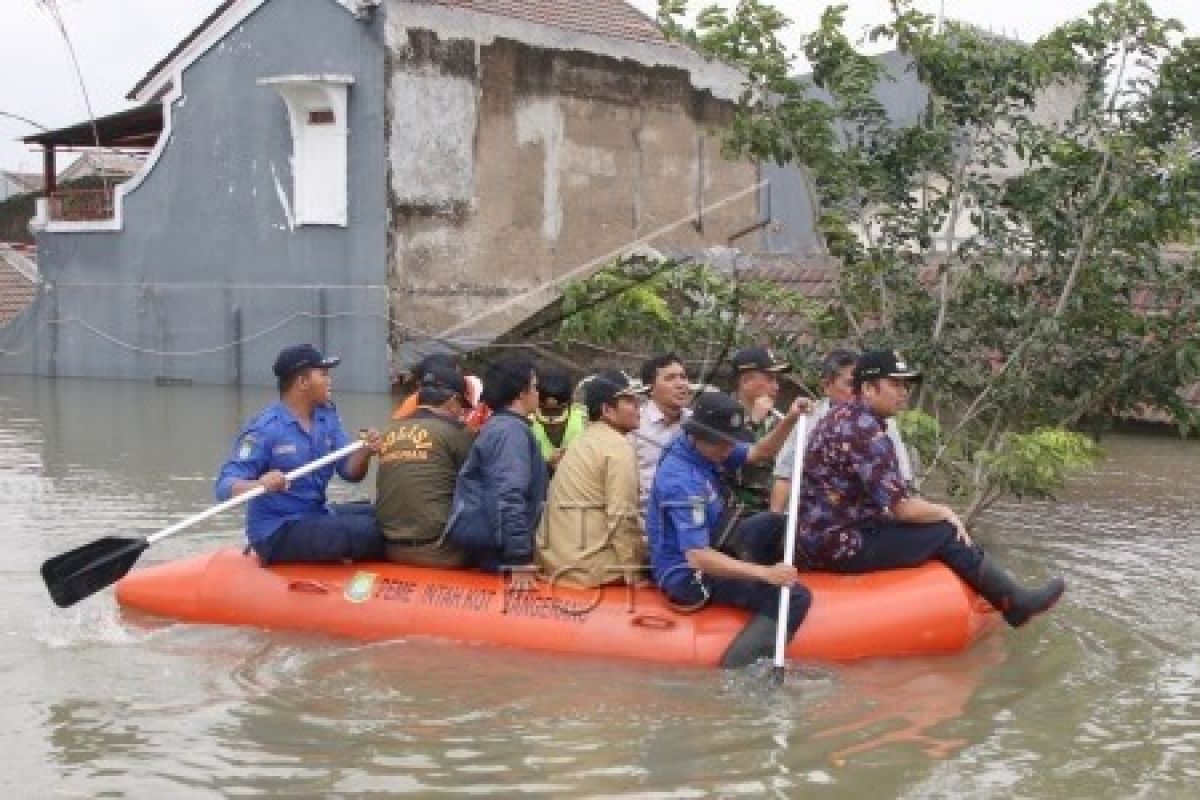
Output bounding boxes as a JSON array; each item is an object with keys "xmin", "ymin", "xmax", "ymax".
[{"xmin": 2, "ymin": 375, "xmax": 1198, "ymax": 797}]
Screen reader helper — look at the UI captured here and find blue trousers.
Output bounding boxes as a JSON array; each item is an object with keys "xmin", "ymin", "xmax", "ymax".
[
  {"xmin": 665, "ymin": 512, "xmax": 811, "ymax": 637},
  {"xmin": 824, "ymin": 519, "xmax": 984, "ymax": 583},
  {"xmin": 255, "ymin": 501, "xmax": 386, "ymax": 565}
]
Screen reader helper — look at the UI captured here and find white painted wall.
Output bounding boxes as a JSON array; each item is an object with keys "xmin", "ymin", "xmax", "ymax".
[{"xmin": 389, "ymin": 72, "xmax": 478, "ymax": 207}]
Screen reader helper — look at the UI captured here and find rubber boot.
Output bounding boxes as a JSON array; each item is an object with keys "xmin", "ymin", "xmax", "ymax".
[
  {"xmin": 973, "ymin": 555, "xmax": 1066, "ymax": 628},
  {"xmin": 720, "ymin": 613, "xmax": 777, "ymax": 668}
]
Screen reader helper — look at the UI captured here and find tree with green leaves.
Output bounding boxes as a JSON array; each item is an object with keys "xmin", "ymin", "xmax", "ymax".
[{"xmin": 563, "ymin": 0, "xmax": 1199, "ymax": 522}]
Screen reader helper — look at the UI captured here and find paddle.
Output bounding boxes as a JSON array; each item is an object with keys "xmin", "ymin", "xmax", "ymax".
[
  {"xmin": 771, "ymin": 413, "xmax": 809, "ymax": 685},
  {"xmin": 40, "ymin": 440, "xmax": 365, "ymax": 608}
]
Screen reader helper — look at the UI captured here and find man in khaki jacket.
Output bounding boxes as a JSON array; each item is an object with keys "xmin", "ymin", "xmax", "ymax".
[{"xmin": 537, "ymin": 370, "xmax": 649, "ymax": 588}]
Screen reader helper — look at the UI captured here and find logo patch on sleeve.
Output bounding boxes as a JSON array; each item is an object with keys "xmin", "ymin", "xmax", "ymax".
[{"xmin": 237, "ymin": 436, "xmax": 256, "ymax": 460}]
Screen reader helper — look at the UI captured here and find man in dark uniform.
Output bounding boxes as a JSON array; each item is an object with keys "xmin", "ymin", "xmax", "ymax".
[
  {"xmin": 376, "ymin": 363, "xmax": 476, "ymax": 567},
  {"xmin": 728, "ymin": 346, "xmax": 790, "ymax": 513},
  {"xmin": 215, "ymin": 344, "xmax": 385, "ymax": 565},
  {"xmin": 798, "ymin": 350, "xmax": 1065, "ymax": 627}
]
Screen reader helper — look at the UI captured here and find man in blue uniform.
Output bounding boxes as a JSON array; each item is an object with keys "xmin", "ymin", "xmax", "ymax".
[
  {"xmin": 647, "ymin": 391, "xmax": 812, "ymax": 668},
  {"xmin": 215, "ymin": 344, "xmax": 385, "ymax": 565}
]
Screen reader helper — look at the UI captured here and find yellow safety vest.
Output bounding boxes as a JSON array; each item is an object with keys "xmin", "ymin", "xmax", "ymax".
[{"xmin": 530, "ymin": 404, "xmax": 587, "ymax": 462}]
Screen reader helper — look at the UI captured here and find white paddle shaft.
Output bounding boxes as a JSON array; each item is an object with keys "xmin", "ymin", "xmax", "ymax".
[
  {"xmin": 773, "ymin": 415, "xmax": 808, "ymax": 671},
  {"xmin": 145, "ymin": 440, "xmax": 365, "ymax": 545}
]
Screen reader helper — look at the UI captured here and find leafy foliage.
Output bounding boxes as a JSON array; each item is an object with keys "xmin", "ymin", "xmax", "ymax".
[
  {"xmin": 557, "ymin": 256, "xmax": 816, "ymax": 360},
  {"xmin": 641, "ymin": 1, "xmax": 1200, "ymax": 520}
]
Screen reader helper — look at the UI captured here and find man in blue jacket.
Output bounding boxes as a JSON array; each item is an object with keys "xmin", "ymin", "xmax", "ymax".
[
  {"xmin": 447, "ymin": 357, "xmax": 548, "ymax": 574},
  {"xmin": 647, "ymin": 390, "xmax": 812, "ymax": 668},
  {"xmin": 215, "ymin": 344, "xmax": 384, "ymax": 565}
]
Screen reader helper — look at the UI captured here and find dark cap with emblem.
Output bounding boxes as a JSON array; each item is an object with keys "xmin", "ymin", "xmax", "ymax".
[
  {"xmin": 420, "ymin": 362, "xmax": 472, "ymax": 407},
  {"xmin": 732, "ymin": 346, "xmax": 789, "ymax": 373},
  {"xmin": 854, "ymin": 350, "xmax": 923, "ymax": 384},
  {"xmin": 584, "ymin": 369, "xmax": 648, "ymax": 412},
  {"xmin": 683, "ymin": 391, "xmax": 749, "ymax": 445},
  {"xmin": 273, "ymin": 344, "xmax": 341, "ymax": 378}
]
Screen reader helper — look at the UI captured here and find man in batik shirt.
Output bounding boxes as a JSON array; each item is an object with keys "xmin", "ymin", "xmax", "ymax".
[{"xmin": 797, "ymin": 350, "xmax": 1065, "ymax": 629}]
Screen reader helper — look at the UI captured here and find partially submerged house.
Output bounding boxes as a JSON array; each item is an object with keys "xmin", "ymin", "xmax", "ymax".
[{"xmin": 1, "ymin": 0, "xmax": 814, "ymax": 391}]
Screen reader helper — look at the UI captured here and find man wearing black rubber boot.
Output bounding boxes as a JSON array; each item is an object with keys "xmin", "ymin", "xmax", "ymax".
[
  {"xmin": 647, "ymin": 391, "xmax": 813, "ymax": 668},
  {"xmin": 797, "ymin": 350, "xmax": 1065, "ymax": 628}
]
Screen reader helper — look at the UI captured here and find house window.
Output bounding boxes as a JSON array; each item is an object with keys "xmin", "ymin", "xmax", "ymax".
[{"xmin": 259, "ymin": 75, "xmax": 354, "ymax": 227}]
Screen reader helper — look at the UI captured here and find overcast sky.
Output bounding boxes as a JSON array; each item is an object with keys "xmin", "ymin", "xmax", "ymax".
[{"xmin": 1, "ymin": 0, "xmax": 1197, "ymax": 173}]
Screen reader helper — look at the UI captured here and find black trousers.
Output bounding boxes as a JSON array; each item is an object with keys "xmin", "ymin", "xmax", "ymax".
[
  {"xmin": 824, "ymin": 519, "xmax": 985, "ymax": 584},
  {"xmin": 256, "ymin": 501, "xmax": 386, "ymax": 565},
  {"xmin": 665, "ymin": 512, "xmax": 811, "ymax": 637}
]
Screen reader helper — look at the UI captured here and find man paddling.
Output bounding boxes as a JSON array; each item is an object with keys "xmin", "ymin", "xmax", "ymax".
[
  {"xmin": 647, "ymin": 391, "xmax": 812, "ymax": 668},
  {"xmin": 798, "ymin": 350, "xmax": 1065, "ymax": 627},
  {"xmin": 215, "ymin": 344, "xmax": 385, "ymax": 565}
]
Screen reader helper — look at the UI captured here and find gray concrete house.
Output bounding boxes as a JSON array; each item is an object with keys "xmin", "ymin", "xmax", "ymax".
[{"xmin": 2, "ymin": 0, "xmax": 812, "ymax": 391}]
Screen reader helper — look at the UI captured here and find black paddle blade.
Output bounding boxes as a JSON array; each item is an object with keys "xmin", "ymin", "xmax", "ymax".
[{"xmin": 41, "ymin": 536, "xmax": 149, "ymax": 608}]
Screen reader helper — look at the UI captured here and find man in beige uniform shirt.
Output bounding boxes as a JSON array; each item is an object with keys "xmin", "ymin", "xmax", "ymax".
[{"xmin": 537, "ymin": 370, "xmax": 649, "ymax": 588}]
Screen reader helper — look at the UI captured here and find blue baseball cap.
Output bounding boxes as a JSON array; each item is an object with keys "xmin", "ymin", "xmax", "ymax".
[{"xmin": 272, "ymin": 344, "xmax": 341, "ymax": 378}]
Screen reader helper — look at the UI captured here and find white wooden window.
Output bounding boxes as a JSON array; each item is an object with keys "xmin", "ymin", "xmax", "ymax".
[{"xmin": 259, "ymin": 74, "xmax": 353, "ymax": 227}]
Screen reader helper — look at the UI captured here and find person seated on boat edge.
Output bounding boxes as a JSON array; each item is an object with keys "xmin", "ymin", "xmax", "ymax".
[
  {"xmin": 530, "ymin": 364, "xmax": 586, "ymax": 474},
  {"xmin": 376, "ymin": 363, "xmax": 476, "ymax": 568},
  {"xmin": 769, "ymin": 348, "xmax": 915, "ymax": 513},
  {"xmin": 798, "ymin": 349, "xmax": 1065, "ymax": 628},
  {"xmin": 537, "ymin": 369, "xmax": 649, "ymax": 589},
  {"xmin": 215, "ymin": 344, "xmax": 386, "ymax": 566},
  {"xmin": 646, "ymin": 391, "xmax": 813, "ymax": 669},
  {"xmin": 726, "ymin": 346, "xmax": 790, "ymax": 516},
  {"xmin": 446, "ymin": 357, "xmax": 548, "ymax": 576},
  {"xmin": 631, "ymin": 353, "xmax": 693, "ymax": 514}
]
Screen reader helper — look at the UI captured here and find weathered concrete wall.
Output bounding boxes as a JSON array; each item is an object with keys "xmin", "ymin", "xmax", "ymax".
[
  {"xmin": 1, "ymin": 0, "xmax": 390, "ymax": 392},
  {"xmin": 383, "ymin": 4, "xmax": 762, "ymax": 363}
]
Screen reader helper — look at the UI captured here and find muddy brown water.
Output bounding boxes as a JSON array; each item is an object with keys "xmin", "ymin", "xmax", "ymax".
[{"xmin": 2, "ymin": 376, "xmax": 1197, "ymax": 797}]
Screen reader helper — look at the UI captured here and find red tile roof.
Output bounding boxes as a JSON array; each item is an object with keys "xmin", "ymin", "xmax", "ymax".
[
  {"xmin": 0, "ymin": 244, "xmax": 37, "ymax": 327},
  {"xmin": 420, "ymin": 0, "xmax": 669, "ymax": 45},
  {"xmin": 130, "ymin": 0, "xmax": 672, "ymax": 99}
]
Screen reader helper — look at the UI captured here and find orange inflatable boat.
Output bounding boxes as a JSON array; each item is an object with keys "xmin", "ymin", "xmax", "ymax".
[{"xmin": 117, "ymin": 549, "xmax": 997, "ymax": 665}]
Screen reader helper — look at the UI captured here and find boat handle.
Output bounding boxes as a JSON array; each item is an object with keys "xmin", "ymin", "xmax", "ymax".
[
  {"xmin": 287, "ymin": 579, "xmax": 331, "ymax": 595},
  {"xmin": 630, "ymin": 614, "xmax": 676, "ymax": 631}
]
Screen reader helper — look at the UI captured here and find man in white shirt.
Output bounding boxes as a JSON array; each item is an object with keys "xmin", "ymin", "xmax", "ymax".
[
  {"xmin": 630, "ymin": 353, "xmax": 692, "ymax": 509},
  {"xmin": 769, "ymin": 349, "xmax": 913, "ymax": 513}
]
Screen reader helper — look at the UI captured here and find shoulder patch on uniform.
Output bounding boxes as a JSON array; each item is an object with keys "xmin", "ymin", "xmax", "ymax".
[{"xmin": 237, "ymin": 435, "xmax": 256, "ymax": 460}]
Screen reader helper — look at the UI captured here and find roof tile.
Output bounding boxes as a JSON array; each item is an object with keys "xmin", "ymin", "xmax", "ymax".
[{"xmin": 413, "ymin": 0, "xmax": 670, "ymax": 45}]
